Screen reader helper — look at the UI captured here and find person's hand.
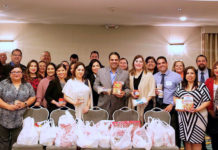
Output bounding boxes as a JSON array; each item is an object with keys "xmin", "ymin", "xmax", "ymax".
[
  {"xmin": 59, "ymin": 101, "xmax": 66, "ymax": 107},
  {"xmin": 155, "ymin": 88, "xmax": 159, "ymax": 96},
  {"xmin": 82, "ymin": 106, "xmax": 89, "ymax": 114},
  {"xmin": 114, "ymin": 91, "xmax": 125, "ymax": 98},
  {"xmin": 15, "ymin": 100, "xmax": 26, "ymax": 109},
  {"xmin": 7, "ymin": 104, "xmax": 19, "ymax": 111},
  {"xmin": 34, "ymin": 102, "xmax": 40, "ymax": 107},
  {"xmin": 175, "ymin": 109, "xmax": 185, "ymax": 112},
  {"xmin": 186, "ymin": 107, "xmax": 196, "ymax": 113},
  {"xmin": 164, "ymin": 104, "xmax": 173, "ymax": 112},
  {"xmin": 74, "ymin": 99, "xmax": 84, "ymax": 107},
  {"xmin": 131, "ymin": 92, "xmax": 139, "ymax": 99}
]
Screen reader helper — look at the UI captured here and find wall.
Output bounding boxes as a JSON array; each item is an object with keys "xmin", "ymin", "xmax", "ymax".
[{"xmin": 0, "ymin": 24, "xmax": 201, "ymax": 68}]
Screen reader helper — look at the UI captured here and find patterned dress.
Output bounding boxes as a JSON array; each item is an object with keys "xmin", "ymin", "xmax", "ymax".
[{"xmin": 174, "ymin": 83, "xmax": 211, "ymax": 143}]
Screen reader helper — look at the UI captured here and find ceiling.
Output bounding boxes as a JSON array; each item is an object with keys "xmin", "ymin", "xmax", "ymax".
[{"xmin": 1, "ymin": 0, "xmax": 218, "ymax": 26}]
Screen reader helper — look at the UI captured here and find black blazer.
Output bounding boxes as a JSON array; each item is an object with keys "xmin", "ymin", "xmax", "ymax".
[
  {"xmin": 88, "ymin": 73, "xmax": 99, "ymax": 106},
  {"xmin": 45, "ymin": 78, "xmax": 74, "ymax": 112}
]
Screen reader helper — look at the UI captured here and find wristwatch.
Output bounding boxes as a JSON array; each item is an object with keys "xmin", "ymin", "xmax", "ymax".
[{"xmin": 24, "ymin": 102, "xmax": 28, "ymax": 108}]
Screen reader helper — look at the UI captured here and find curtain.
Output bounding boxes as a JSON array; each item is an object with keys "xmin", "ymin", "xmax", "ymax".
[{"xmin": 202, "ymin": 33, "xmax": 218, "ymax": 68}]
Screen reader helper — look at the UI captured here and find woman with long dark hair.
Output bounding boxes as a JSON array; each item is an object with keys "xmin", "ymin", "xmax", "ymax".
[{"xmin": 174, "ymin": 66, "xmax": 210, "ymax": 150}]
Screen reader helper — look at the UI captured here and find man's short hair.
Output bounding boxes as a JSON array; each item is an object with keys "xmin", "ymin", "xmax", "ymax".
[
  {"xmin": 70, "ymin": 54, "xmax": 79, "ymax": 59},
  {"xmin": 196, "ymin": 54, "xmax": 207, "ymax": 62},
  {"xmin": 90, "ymin": 50, "xmax": 99, "ymax": 57},
  {"xmin": 157, "ymin": 56, "xmax": 167, "ymax": 63},
  {"xmin": 109, "ymin": 52, "xmax": 120, "ymax": 60},
  {"xmin": 12, "ymin": 49, "xmax": 22, "ymax": 56}
]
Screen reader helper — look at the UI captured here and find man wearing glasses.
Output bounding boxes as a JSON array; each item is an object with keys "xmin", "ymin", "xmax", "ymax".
[{"xmin": 1, "ymin": 49, "xmax": 26, "ymax": 80}]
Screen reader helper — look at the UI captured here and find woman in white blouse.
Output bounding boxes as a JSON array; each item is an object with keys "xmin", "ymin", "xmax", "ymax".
[{"xmin": 63, "ymin": 62, "xmax": 93, "ymax": 119}]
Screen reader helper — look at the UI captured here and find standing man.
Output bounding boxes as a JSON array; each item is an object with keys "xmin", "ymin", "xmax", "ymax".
[
  {"xmin": 0, "ymin": 53, "xmax": 7, "ymax": 65},
  {"xmin": 40, "ymin": 51, "xmax": 51, "ymax": 65},
  {"xmin": 90, "ymin": 50, "xmax": 99, "ymax": 60},
  {"xmin": 94, "ymin": 52, "xmax": 130, "ymax": 119},
  {"xmin": 70, "ymin": 54, "xmax": 79, "ymax": 64},
  {"xmin": 2, "ymin": 49, "xmax": 26, "ymax": 80},
  {"xmin": 196, "ymin": 54, "xmax": 211, "ymax": 83},
  {"xmin": 154, "ymin": 56, "xmax": 182, "ymax": 148}
]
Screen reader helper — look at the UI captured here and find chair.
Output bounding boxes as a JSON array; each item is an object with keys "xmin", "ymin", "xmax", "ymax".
[
  {"xmin": 23, "ymin": 106, "xmax": 49, "ymax": 123},
  {"xmin": 144, "ymin": 107, "xmax": 171, "ymax": 124},
  {"xmin": 46, "ymin": 145, "xmax": 77, "ymax": 150},
  {"xmin": 50, "ymin": 107, "xmax": 76, "ymax": 126},
  {"xmin": 112, "ymin": 107, "xmax": 139, "ymax": 121},
  {"xmin": 83, "ymin": 106, "xmax": 109, "ymax": 124}
]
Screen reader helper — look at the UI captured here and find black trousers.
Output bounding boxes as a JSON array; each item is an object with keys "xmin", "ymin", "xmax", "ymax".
[
  {"xmin": 0, "ymin": 125, "xmax": 22, "ymax": 150},
  {"xmin": 156, "ymin": 103, "xmax": 181, "ymax": 148}
]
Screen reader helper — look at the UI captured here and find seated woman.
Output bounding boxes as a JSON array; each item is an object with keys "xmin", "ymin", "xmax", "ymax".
[
  {"xmin": 45, "ymin": 63, "xmax": 71, "ymax": 113},
  {"xmin": 34, "ymin": 63, "xmax": 56, "ymax": 107},
  {"xmin": 128, "ymin": 55, "xmax": 156, "ymax": 123},
  {"xmin": 0, "ymin": 66, "xmax": 35, "ymax": 150},
  {"xmin": 86, "ymin": 59, "xmax": 104, "ymax": 106},
  {"xmin": 24, "ymin": 60, "xmax": 41, "ymax": 93},
  {"xmin": 174, "ymin": 66, "xmax": 210, "ymax": 150},
  {"xmin": 63, "ymin": 62, "xmax": 93, "ymax": 119}
]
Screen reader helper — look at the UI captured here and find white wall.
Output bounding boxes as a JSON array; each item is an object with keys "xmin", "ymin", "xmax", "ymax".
[{"xmin": 0, "ymin": 24, "xmax": 201, "ymax": 68}]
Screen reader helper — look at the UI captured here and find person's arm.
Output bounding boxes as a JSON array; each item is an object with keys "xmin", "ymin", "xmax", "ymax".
[
  {"xmin": 35, "ymin": 80, "xmax": 43, "ymax": 106},
  {"xmin": 147, "ymin": 74, "xmax": 156, "ymax": 102},
  {"xmin": 0, "ymin": 98, "xmax": 19, "ymax": 111},
  {"xmin": 195, "ymin": 101, "xmax": 211, "ymax": 112},
  {"xmin": 64, "ymin": 94, "xmax": 83, "ymax": 106},
  {"xmin": 16, "ymin": 96, "xmax": 36, "ymax": 109}
]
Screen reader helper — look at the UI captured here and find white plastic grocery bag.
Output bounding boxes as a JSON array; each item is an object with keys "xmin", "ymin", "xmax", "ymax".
[
  {"xmin": 132, "ymin": 124, "xmax": 152, "ymax": 150},
  {"xmin": 17, "ymin": 117, "xmax": 39, "ymax": 145},
  {"xmin": 39, "ymin": 119, "xmax": 57, "ymax": 146},
  {"xmin": 76, "ymin": 121, "xmax": 99, "ymax": 148},
  {"xmin": 111, "ymin": 125, "xmax": 133, "ymax": 150}
]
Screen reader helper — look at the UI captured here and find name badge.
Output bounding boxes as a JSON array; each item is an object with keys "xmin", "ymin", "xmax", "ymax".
[{"xmin": 166, "ymin": 81, "xmax": 172, "ymax": 86}]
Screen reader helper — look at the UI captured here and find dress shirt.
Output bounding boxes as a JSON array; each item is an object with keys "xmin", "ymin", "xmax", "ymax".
[{"xmin": 198, "ymin": 68, "xmax": 209, "ymax": 83}]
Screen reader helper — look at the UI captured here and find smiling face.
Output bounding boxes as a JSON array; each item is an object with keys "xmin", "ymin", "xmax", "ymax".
[
  {"xmin": 90, "ymin": 53, "xmax": 99, "ymax": 60},
  {"xmin": 146, "ymin": 58, "xmax": 156, "ymax": 71},
  {"xmin": 214, "ymin": 64, "xmax": 218, "ymax": 79},
  {"xmin": 11, "ymin": 50, "xmax": 22, "ymax": 65},
  {"xmin": 92, "ymin": 61, "xmax": 100, "ymax": 74},
  {"xmin": 39, "ymin": 61, "xmax": 46, "ymax": 73},
  {"xmin": 134, "ymin": 57, "xmax": 144, "ymax": 71},
  {"xmin": 196, "ymin": 56, "xmax": 207, "ymax": 71},
  {"xmin": 174, "ymin": 61, "xmax": 184, "ymax": 74},
  {"xmin": 29, "ymin": 62, "xmax": 38, "ymax": 74},
  {"xmin": 10, "ymin": 67, "xmax": 23, "ymax": 82},
  {"xmin": 56, "ymin": 66, "xmax": 66, "ymax": 79},
  {"xmin": 185, "ymin": 68, "xmax": 196, "ymax": 83},
  {"xmin": 157, "ymin": 58, "xmax": 168, "ymax": 73},
  {"xmin": 119, "ymin": 59, "xmax": 128, "ymax": 70},
  {"xmin": 47, "ymin": 64, "xmax": 55, "ymax": 77},
  {"xmin": 109, "ymin": 54, "xmax": 119, "ymax": 70},
  {"xmin": 75, "ymin": 65, "xmax": 85, "ymax": 79}
]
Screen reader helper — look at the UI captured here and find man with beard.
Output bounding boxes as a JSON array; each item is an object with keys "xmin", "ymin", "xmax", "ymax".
[{"xmin": 196, "ymin": 55, "xmax": 212, "ymax": 83}]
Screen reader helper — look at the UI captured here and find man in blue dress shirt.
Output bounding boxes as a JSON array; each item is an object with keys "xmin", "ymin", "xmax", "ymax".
[{"xmin": 154, "ymin": 56, "xmax": 182, "ymax": 148}]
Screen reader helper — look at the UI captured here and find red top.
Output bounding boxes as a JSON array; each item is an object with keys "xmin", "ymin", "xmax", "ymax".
[{"xmin": 205, "ymin": 77, "xmax": 214, "ymax": 111}]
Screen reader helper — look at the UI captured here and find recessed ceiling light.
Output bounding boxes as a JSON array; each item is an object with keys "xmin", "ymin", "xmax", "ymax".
[{"xmin": 179, "ymin": 16, "xmax": 187, "ymax": 21}]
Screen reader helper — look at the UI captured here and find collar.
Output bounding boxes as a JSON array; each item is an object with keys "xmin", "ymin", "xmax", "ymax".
[{"xmin": 157, "ymin": 70, "xmax": 170, "ymax": 76}]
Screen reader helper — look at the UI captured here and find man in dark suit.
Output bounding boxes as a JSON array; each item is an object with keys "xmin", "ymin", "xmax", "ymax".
[
  {"xmin": 196, "ymin": 54, "xmax": 211, "ymax": 83},
  {"xmin": 94, "ymin": 52, "xmax": 130, "ymax": 119},
  {"xmin": 2, "ymin": 49, "xmax": 26, "ymax": 80},
  {"xmin": 196, "ymin": 54, "xmax": 211, "ymax": 150}
]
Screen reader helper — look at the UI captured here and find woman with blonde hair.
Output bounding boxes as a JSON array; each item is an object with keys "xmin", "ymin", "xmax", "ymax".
[
  {"xmin": 128, "ymin": 55, "xmax": 155, "ymax": 123},
  {"xmin": 172, "ymin": 60, "xmax": 185, "ymax": 79}
]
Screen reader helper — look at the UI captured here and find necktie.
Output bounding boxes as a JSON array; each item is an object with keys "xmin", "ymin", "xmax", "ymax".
[
  {"xmin": 200, "ymin": 72, "xmax": 205, "ymax": 83},
  {"xmin": 158, "ymin": 74, "xmax": 165, "ymax": 105}
]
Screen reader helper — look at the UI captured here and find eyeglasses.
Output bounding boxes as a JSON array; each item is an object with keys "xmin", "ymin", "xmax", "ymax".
[
  {"xmin": 11, "ymin": 71, "xmax": 22, "ymax": 74},
  {"xmin": 12, "ymin": 54, "xmax": 21, "ymax": 57}
]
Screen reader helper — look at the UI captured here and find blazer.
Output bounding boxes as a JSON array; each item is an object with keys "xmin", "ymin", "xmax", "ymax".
[
  {"xmin": 94, "ymin": 67, "xmax": 130, "ymax": 119},
  {"xmin": 45, "ymin": 78, "xmax": 73, "ymax": 112}
]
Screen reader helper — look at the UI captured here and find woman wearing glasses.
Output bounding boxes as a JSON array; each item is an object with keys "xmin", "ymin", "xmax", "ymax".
[{"xmin": 0, "ymin": 66, "xmax": 36, "ymax": 150}]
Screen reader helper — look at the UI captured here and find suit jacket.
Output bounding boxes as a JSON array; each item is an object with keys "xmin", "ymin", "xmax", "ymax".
[
  {"xmin": 94, "ymin": 67, "xmax": 130, "ymax": 119},
  {"xmin": 88, "ymin": 73, "xmax": 99, "ymax": 106},
  {"xmin": 197, "ymin": 68, "xmax": 212, "ymax": 79}
]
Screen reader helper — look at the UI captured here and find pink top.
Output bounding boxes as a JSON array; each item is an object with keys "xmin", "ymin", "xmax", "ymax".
[{"xmin": 36, "ymin": 76, "xmax": 54, "ymax": 107}]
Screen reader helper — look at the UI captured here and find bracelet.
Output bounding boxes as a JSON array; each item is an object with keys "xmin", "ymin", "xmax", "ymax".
[{"xmin": 24, "ymin": 102, "xmax": 28, "ymax": 108}]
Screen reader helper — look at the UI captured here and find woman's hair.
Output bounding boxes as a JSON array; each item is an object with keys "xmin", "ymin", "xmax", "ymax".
[
  {"xmin": 25, "ymin": 60, "xmax": 39, "ymax": 81},
  {"xmin": 8, "ymin": 66, "xmax": 26, "ymax": 83},
  {"xmin": 72, "ymin": 62, "xmax": 86, "ymax": 80},
  {"xmin": 129, "ymin": 55, "xmax": 147, "ymax": 76},
  {"xmin": 145, "ymin": 56, "xmax": 158, "ymax": 74},
  {"xmin": 212, "ymin": 61, "xmax": 218, "ymax": 79},
  {"xmin": 172, "ymin": 60, "xmax": 185, "ymax": 72},
  {"xmin": 68, "ymin": 62, "xmax": 76, "ymax": 77},
  {"xmin": 182, "ymin": 66, "xmax": 198, "ymax": 90},
  {"xmin": 45, "ymin": 62, "xmax": 56, "ymax": 77},
  {"xmin": 120, "ymin": 57, "xmax": 129, "ymax": 70},
  {"xmin": 56, "ymin": 63, "xmax": 67, "ymax": 71},
  {"xmin": 89, "ymin": 59, "xmax": 103, "ymax": 73}
]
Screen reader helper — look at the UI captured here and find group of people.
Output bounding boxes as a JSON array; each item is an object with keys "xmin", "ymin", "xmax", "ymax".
[{"xmin": 0, "ymin": 48, "xmax": 218, "ymax": 150}]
